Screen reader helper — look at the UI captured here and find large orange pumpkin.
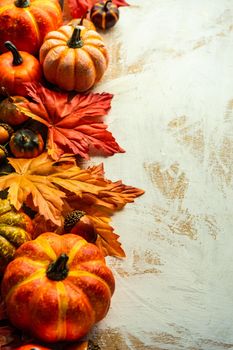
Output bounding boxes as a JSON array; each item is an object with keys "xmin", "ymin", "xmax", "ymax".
[
  {"xmin": 39, "ymin": 25, "xmax": 109, "ymax": 92},
  {"xmin": 0, "ymin": 0, "xmax": 63, "ymax": 55},
  {"xmin": 1, "ymin": 232, "xmax": 115, "ymax": 343}
]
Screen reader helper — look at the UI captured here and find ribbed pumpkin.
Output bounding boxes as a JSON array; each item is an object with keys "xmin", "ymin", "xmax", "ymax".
[
  {"xmin": 0, "ymin": 41, "xmax": 42, "ymax": 96},
  {"xmin": 90, "ymin": 0, "xmax": 119, "ymax": 30},
  {"xmin": 39, "ymin": 25, "xmax": 109, "ymax": 92},
  {"xmin": 0, "ymin": 198, "xmax": 33, "ymax": 272},
  {"xmin": 0, "ymin": 0, "xmax": 63, "ymax": 55},
  {"xmin": 1, "ymin": 232, "xmax": 115, "ymax": 343}
]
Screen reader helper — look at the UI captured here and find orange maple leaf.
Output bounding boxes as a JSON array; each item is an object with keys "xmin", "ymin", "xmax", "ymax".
[
  {"xmin": 77, "ymin": 163, "xmax": 145, "ymax": 211},
  {"xmin": 0, "ymin": 154, "xmax": 144, "ymax": 228}
]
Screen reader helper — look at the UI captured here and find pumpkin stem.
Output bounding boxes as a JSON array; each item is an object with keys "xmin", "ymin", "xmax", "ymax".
[
  {"xmin": 14, "ymin": 0, "xmax": 30, "ymax": 8},
  {"xmin": 80, "ymin": 13, "xmax": 87, "ymax": 25},
  {"xmin": 67, "ymin": 27, "xmax": 84, "ymax": 48},
  {"xmin": 4, "ymin": 41, "xmax": 23, "ymax": 66},
  {"xmin": 46, "ymin": 253, "xmax": 69, "ymax": 281},
  {"xmin": 104, "ymin": 0, "xmax": 112, "ymax": 10}
]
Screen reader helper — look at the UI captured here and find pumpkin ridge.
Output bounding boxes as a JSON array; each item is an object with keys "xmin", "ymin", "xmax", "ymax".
[
  {"xmin": 34, "ymin": 237, "xmax": 57, "ymax": 260},
  {"xmin": 0, "ymin": 6, "xmax": 9, "ymax": 16},
  {"xmin": 68, "ymin": 269, "xmax": 112, "ymax": 296},
  {"xmin": 0, "ymin": 235, "xmax": 15, "ymax": 260},
  {"xmin": 4, "ymin": 268, "xmax": 45, "ymax": 303},
  {"xmin": 91, "ymin": 9, "xmax": 101, "ymax": 17},
  {"xmin": 32, "ymin": 0, "xmax": 62, "ymax": 16},
  {"xmin": 110, "ymin": 11, "xmax": 119, "ymax": 22},
  {"xmin": 56, "ymin": 281, "xmax": 68, "ymax": 340},
  {"xmin": 67, "ymin": 239, "xmax": 88, "ymax": 264},
  {"xmin": 14, "ymin": 256, "xmax": 47, "ymax": 268},
  {"xmin": 74, "ymin": 49, "xmax": 96, "ymax": 91},
  {"xmin": 0, "ymin": 224, "xmax": 30, "ymax": 246},
  {"xmin": 101, "ymin": 11, "xmax": 106, "ymax": 29},
  {"xmin": 24, "ymin": 8, "xmax": 40, "ymax": 43},
  {"xmin": 0, "ymin": 199, "xmax": 13, "ymax": 216},
  {"xmin": 81, "ymin": 45, "xmax": 107, "ymax": 81},
  {"xmin": 0, "ymin": 211, "xmax": 24, "ymax": 226},
  {"xmin": 56, "ymin": 48, "xmax": 76, "ymax": 91}
]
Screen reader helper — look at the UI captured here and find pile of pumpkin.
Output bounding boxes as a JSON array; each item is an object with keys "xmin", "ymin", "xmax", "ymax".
[{"xmin": 0, "ymin": 0, "xmax": 122, "ymax": 349}]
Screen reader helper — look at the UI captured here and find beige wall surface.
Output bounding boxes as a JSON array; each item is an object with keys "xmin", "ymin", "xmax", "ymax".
[{"xmin": 89, "ymin": 1, "xmax": 233, "ymax": 349}]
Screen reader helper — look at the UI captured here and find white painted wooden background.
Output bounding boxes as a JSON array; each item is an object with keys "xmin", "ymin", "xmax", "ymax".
[{"xmin": 87, "ymin": 0, "xmax": 233, "ymax": 348}]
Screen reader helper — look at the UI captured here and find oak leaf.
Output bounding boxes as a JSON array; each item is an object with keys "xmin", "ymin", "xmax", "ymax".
[{"xmin": 16, "ymin": 83, "xmax": 124, "ymax": 160}]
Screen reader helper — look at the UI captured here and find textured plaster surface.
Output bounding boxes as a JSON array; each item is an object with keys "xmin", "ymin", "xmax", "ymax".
[{"xmin": 85, "ymin": 1, "xmax": 233, "ymax": 348}]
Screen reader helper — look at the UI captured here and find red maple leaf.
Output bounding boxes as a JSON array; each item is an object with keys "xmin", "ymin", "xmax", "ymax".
[
  {"xmin": 111, "ymin": 0, "xmax": 129, "ymax": 6},
  {"xmin": 65, "ymin": 0, "xmax": 90, "ymax": 18},
  {"xmin": 16, "ymin": 83, "xmax": 124, "ymax": 160}
]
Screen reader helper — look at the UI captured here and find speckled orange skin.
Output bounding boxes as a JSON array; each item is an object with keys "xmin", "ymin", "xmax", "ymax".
[
  {"xmin": 0, "ymin": 0, "xmax": 63, "ymax": 55},
  {"xmin": 0, "ymin": 50, "xmax": 42, "ymax": 96},
  {"xmin": 39, "ymin": 25, "xmax": 109, "ymax": 92},
  {"xmin": 1, "ymin": 232, "xmax": 115, "ymax": 343}
]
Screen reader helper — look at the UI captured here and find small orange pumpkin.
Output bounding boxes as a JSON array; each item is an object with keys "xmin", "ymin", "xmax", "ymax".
[
  {"xmin": 0, "ymin": 0, "xmax": 63, "ymax": 55},
  {"xmin": 39, "ymin": 25, "xmax": 109, "ymax": 92},
  {"xmin": 0, "ymin": 96, "xmax": 29, "ymax": 126},
  {"xmin": 0, "ymin": 41, "xmax": 42, "ymax": 97},
  {"xmin": 9, "ymin": 129, "xmax": 44, "ymax": 158},
  {"xmin": 1, "ymin": 232, "xmax": 115, "ymax": 343}
]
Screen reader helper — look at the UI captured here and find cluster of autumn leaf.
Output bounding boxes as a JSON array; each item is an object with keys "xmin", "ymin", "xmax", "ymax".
[
  {"xmin": 0, "ymin": 80, "xmax": 144, "ymax": 258},
  {"xmin": 0, "ymin": 0, "xmax": 143, "ymax": 259}
]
